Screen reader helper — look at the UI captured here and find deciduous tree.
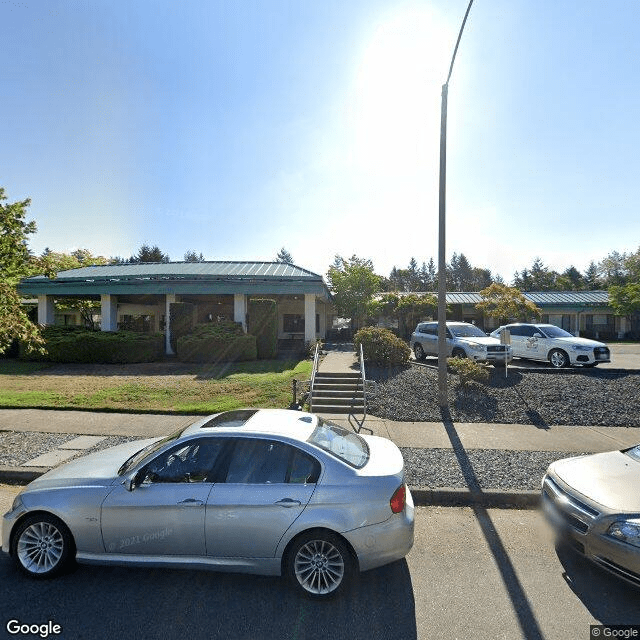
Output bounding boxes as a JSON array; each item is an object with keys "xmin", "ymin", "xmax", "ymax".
[
  {"xmin": 476, "ymin": 283, "xmax": 540, "ymax": 324},
  {"xmin": 0, "ymin": 188, "xmax": 42, "ymax": 353},
  {"xmin": 326, "ymin": 255, "xmax": 381, "ymax": 331}
]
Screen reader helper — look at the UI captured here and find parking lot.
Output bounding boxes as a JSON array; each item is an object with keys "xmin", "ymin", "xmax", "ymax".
[{"xmin": 412, "ymin": 342, "xmax": 640, "ymax": 371}]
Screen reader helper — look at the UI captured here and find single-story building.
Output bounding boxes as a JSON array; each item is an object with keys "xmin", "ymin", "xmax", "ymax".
[
  {"xmin": 18, "ymin": 262, "xmax": 335, "ymax": 355},
  {"xmin": 376, "ymin": 291, "xmax": 625, "ymax": 340}
]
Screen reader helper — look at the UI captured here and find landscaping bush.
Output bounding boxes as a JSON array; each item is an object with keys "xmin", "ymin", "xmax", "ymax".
[
  {"xmin": 447, "ymin": 356, "xmax": 489, "ymax": 388},
  {"xmin": 20, "ymin": 326, "xmax": 164, "ymax": 363},
  {"xmin": 177, "ymin": 322, "xmax": 257, "ymax": 363},
  {"xmin": 354, "ymin": 326, "xmax": 410, "ymax": 366},
  {"xmin": 247, "ymin": 299, "xmax": 277, "ymax": 359}
]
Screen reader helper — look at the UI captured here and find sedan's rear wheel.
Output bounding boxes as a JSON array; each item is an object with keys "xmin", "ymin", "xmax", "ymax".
[
  {"xmin": 12, "ymin": 513, "xmax": 74, "ymax": 579},
  {"xmin": 549, "ymin": 349, "xmax": 569, "ymax": 368},
  {"xmin": 413, "ymin": 343, "xmax": 425, "ymax": 360},
  {"xmin": 286, "ymin": 531, "xmax": 354, "ymax": 599}
]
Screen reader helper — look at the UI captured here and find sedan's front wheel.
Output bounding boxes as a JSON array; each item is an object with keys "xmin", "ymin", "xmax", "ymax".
[
  {"xmin": 549, "ymin": 349, "xmax": 569, "ymax": 368},
  {"xmin": 286, "ymin": 531, "xmax": 354, "ymax": 599},
  {"xmin": 11, "ymin": 513, "xmax": 75, "ymax": 579}
]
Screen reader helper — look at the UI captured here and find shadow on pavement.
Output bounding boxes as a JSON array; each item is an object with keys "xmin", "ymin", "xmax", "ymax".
[
  {"xmin": 1, "ymin": 556, "xmax": 417, "ymax": 640},
  {"xmin": 555, "ymin": 541, "xmax": 640, "ymax": 623},
  {"xmin": 441, "ymin": 407, "xmax": 546, "ymax": 640}
]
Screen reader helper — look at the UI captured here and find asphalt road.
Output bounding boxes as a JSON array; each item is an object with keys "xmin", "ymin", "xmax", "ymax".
[{"xmin": 1, "ymin": 484, "xmax": 639, "ymax": 640}]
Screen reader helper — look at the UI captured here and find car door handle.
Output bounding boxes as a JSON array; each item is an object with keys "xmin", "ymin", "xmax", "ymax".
[
  {"xmin": 275, "ymin": 498, "xmax": 301, "ymax": 508},
  {"xmin": 177, "ymin": 498, "xmax": 204, "ymax": 506}
]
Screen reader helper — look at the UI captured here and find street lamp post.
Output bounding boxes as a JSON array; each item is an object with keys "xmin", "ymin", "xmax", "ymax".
[{"xmin": 437, "ymin": 0, "xmax": 475, "ymax": 407}]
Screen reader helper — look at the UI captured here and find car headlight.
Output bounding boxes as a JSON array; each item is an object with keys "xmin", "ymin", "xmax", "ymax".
[
  {"xmin": 467, "ymin": 343, "xmax": 485, "ymax": 353},
  {"xmin": 11, "ymin": 495, "xmax": 23, "ymax": 512},
  {"xmin": 607, "ymin": 518, "xmax": 640, "ymax": 548},
  {"xmin": 571, "ymin": 345, "xmax": 592, "ymax": 352}
]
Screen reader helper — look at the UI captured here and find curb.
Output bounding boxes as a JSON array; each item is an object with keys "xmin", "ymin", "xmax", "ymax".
[
  {"xmin": 0, "ymin": 466, "xmax": 541, "ymax": 508},
  {"xmin": 411, "ymin": 487, "xmax": 540, "ymax": 509},
  {"xmin": 0, "ymin": 466, "xmax": 49, "ymax": 484}
]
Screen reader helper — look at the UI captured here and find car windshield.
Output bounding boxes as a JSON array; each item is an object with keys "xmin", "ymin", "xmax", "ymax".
[
  {"xmin": 308, "ymin": 418, "xmax": 369, "ymax": 469},
  {"xmin": 625, "ymin": 445, "xmax": 640, "ymax": 463},
  {"xmin": 118, "ymin": 427, "xmax": 185, "ymax": 475},
  {"xmin": 540, "ymin": 326, "xmax": 573, "ymax": 338},
  {"xmin": 449, "ymin": 324, "xmax": 487, "ymax": 338}
]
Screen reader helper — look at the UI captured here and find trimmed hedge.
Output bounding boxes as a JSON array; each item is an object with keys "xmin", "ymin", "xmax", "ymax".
[
  {"xmin": 177, "ymin": 322, "xmax": 257, "ymax": 363},
  {"xmin": 354, "ymin": 326, "xmax": 411, "ymax": 366},
  {"xmin": 247, "ymin": 299, "xmax": 277, "ymax": 359},
  {"xmin": 20, "ymin": 326, "xmax": 164, "ymax": 363}
]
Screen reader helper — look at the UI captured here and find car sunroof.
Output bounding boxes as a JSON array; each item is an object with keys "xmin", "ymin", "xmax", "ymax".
[{"xmin": 200, "ymin": 409, "xmax": 259, "ymax": 429}]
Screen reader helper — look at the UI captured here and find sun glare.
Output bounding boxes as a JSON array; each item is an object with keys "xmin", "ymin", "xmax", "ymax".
[{"xmin": 351, "ymin": 6, "xmax": 454, "ymax": 180}]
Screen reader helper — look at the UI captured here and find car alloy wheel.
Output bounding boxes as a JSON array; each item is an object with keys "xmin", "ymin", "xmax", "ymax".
[
  {"xmin": 414, "ymin": 344, "xmax": 425, "ymax": 360},
  {"xmin": 12, "ymin": 514, "xmax": 74, "ymax": 579},
  {"xmin": 549, "ymin": 349, "xmax": 569, "ymax": 368},
  {"xmin": 452, "ymin": 348, "xmax": 466, "ymax": 359},
  {"xmin": 288, "ymin": 532, "xmax": 353, "ymax": 598}
]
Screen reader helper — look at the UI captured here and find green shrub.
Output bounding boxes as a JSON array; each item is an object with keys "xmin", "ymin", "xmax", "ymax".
[
  {"xmin": 177, "ymin": 322, "xmax": 257, "ymax": 363},
  {"xmin": 354, "ymin": 326, "xmax": 410, "ymax": 366},
  {"xmin": 447, "ymin": 356, "xmax": 489, "ymax": 388},
  {"xmin": 247, "ymin": 299, "xmax": 277, "ymax": 359},
  {"xmin": 20, "ymin": 327, "xmax": 164, "ymax": 363}
]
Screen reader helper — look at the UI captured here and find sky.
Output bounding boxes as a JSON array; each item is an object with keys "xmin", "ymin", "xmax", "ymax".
[{"xmin": 2, "ymin": 0, "xmax": 639, "ymax": 283}]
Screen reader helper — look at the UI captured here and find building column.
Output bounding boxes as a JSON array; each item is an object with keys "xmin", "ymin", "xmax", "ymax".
[
  {"xmin": 304, "ymin": 294, "xmax": 316, "ymax": 344},
  {"xmin": 319, "ymin": 301, "xmax": 327, "ymax": 339},
  {"xmin": 574, "ymin": 313, "xmax": 580, "ymax": 337},
  {"xmin": 234, "ymin": 293, "xmax": 247, "ymax": 332},
  {"xmin": 100, "ymin": 294, "xmax": 118, "ymax": 332},
  {"xmin": 165, "ymin": 294, "xmax": 176, "ymax": 355},
  {"xmin": 37, "ymin": 295, "xmax": 56, "ymax": 326},
  {"xmin": 619, "ymin": 316, "xmax": 627, "ymax": 339}
]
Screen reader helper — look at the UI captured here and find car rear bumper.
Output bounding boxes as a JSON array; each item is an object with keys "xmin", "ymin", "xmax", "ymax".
[{"xmin": 343, "ymin": 488, "xmax": 415, "ymax": 572}]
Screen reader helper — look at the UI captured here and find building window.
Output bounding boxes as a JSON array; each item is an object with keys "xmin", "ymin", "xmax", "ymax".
[
  {"xmin": 119, "ymin": 314, "xmax": 155, "ymax": 333},
  {"xmin": 283, "ymin": 314, "xmax": 304, "ymax": 333}
]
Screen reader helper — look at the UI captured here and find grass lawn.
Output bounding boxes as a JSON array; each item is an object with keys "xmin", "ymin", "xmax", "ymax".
[{"xmin": 0, "ymin": 359, "xmax": 312, "ymax": 414}]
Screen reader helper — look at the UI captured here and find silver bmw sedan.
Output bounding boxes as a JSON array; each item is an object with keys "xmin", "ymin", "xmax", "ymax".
[{"xmin": 2, "ymin": 409, "xmax": 414, "ymax": 599}]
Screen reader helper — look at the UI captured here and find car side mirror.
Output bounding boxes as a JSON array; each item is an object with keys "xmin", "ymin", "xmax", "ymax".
[
  {"xmin": 122, "ymin": 470, "xmax": 141, "ymax": 492},
  {"xmin": 533, "ymin": 333, "xmax": 543, "ymax": 338}
]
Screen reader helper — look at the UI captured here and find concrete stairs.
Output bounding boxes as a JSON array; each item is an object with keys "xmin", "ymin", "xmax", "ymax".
[{"xmin": 311, "ymin": 371, "xmax": 365, "ymax": 414}]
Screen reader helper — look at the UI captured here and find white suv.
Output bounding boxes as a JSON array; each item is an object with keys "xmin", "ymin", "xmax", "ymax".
[
  {"xmin": 411, "ymin": 321, "xmax": 512, "ymax": 366},
  {"xmin": 489, "ymin": 323, "xmax": 611, "ymax": 368}
]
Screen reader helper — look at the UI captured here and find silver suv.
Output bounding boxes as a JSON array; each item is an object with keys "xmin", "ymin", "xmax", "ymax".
[{"xmin": 411, "ymin": 321, "xmax": 512, "ymax": 366}]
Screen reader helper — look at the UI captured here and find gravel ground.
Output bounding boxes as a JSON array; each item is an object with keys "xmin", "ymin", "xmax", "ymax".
[
  {"xmin": 401, "ymin": 447, "xmax": 588, "ymax": 491},
  {"xmin": 367, "ymin": 366, "xmax": 640, "ymax": 427},
  {"xmin": 0, "ymin": 431, "xmax": 142, "ymax": 467}
]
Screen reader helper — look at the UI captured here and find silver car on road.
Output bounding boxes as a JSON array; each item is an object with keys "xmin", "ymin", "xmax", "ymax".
[
  {"xmin": 2, "ymin": 409, "xmax": 414, "ymax": 599},
  {"xmin": 543, "ymin": 445, "xmax": 640, "ymax": 588}
]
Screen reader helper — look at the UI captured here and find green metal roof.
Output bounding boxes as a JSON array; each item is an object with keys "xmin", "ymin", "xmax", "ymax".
[
  {"xmin": 19, "ymin": 261, "xmax": 332, "ymax": 299},
  {"xmin": 380, "ymin": 291, "xmax": 611, "ymax": 307}
]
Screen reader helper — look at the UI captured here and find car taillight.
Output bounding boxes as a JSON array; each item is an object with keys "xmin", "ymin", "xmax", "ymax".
[{"xmin": 390, "ymin": 484, "xmax": 406, "ymax": 514}]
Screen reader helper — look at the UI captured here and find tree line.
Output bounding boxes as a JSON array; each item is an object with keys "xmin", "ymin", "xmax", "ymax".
[{"xmin": 383, "ymin": 251, "xmax": 640, "ymax": 293}]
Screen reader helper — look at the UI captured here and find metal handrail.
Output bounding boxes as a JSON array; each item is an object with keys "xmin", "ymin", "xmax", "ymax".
[
  {"xmin": 309, "ymin": 341, "xmax": 320, "ymax": 412},
  {"xmin": 359, "ymin": 342, "xmax": 367, "ymax": 421}
]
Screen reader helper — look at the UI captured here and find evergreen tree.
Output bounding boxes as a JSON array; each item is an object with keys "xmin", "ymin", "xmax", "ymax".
[
  {"xmin": 184, "ymin": 250, "xmax": 205, "ymax": 262},
  {"xmin": 275, "ymin": 248, "xmax": 294, "ymax": 264},
  {"xmin": 129, "ymin": 244, "xmax": 170, "ymax": 263}
]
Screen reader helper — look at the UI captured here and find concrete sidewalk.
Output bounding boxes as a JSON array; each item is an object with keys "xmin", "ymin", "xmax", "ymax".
[{"xmin": 1, "ymin": 407, "xmax": 638, "ymax": 507}]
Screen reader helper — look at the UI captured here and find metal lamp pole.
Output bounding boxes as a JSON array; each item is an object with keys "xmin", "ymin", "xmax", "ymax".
[{"xmin": 437, "ymin": 0, "xmax": 475, "ymax": 407}]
